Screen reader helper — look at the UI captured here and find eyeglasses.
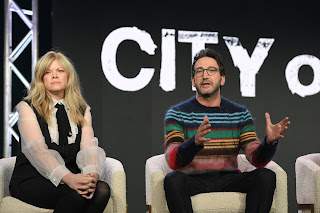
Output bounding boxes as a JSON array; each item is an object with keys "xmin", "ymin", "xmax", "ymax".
[{"xmin": 193, "ymin": 67, "xmax": 220, "ymax": 77}]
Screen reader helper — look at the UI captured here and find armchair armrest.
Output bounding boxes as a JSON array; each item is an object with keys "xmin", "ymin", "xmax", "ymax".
[
  {"xmin": 103, "ymin": 157, "xmax": 127, "ymax": 213},
  {"xmin": 0, "ymin": 157, "xmax": 16, "ymax": 201},
  {"xmin": 296, "ymin": 153, "xmax": 320, "ymax": 210},
  {"xmin": 145, "ymin": 154, "xmax": 172, "ymax": 212},
  {"xmin": 238, "ymin": 154, "xmax": 288, "ymax": 212},
  {"xmin": 265, "ymin": 160, "xmax": 288, "ymax": 212}
]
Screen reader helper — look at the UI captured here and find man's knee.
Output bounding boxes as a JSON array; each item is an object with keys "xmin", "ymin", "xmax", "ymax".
[
  {"xmin": 255, "ymin": 168, "xmax": 276, "ymax": 187},
  {"xmin": 164, "ymin": 171, "xmax": 186, "ymax": 190}
]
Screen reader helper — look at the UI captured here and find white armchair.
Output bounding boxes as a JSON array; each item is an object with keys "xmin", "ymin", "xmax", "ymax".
[
  {"xmin": 146, "ymin": 154, "xmax": 287, "ymax": 213},
  {"xmin": 296, "ymin": 153, "xmax": 320, "ymax": 213},
  {"xmin": 0, "ymin": 156, "xmax": 127, "ymax": 213}
]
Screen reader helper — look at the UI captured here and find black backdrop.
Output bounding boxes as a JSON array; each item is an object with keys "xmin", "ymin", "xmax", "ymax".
[
  {"xmin": 51, "ymin": 1, "xmax": 320, "ymax": 212},
  {"xmin": 2, "ymin": 1, "xmax": 320, "ymax": 212}
]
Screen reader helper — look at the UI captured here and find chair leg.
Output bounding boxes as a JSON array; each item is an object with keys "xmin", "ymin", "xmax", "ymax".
[
  {"xmin": 298, "ymin": 204, "xmax": 314, "ymax": 213},
  {"xmin": 312, "ymin": 204, "xmax": 315, "ymax": 213},
  {"xmin": 147, "ymin": 205, "xmax": 152, "ymax": 213}
]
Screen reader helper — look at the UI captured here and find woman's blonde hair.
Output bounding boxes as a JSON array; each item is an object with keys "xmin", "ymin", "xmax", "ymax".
[{"xmin": 25, "ymin": 51, "xmax": 87, "ymax": 126}]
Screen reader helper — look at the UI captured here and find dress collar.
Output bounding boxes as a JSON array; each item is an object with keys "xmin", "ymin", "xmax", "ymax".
[{"xmin": 52, "ymin": 98, "xmax": 67, "ymax": 108}]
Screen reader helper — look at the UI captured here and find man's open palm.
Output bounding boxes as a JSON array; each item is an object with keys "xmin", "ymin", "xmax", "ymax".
[{"xmin": 265, "ymin": 112, "xmax": 290, "ymax": 144}]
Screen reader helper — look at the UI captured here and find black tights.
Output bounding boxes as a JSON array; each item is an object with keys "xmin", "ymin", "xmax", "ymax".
[
  {"xmin": 11, "ymin": 176, "xmax": 110, "ymax": 213},
  {"xmin": 54, "ymin": 181, "xmax": 110, "ymax": 213}
]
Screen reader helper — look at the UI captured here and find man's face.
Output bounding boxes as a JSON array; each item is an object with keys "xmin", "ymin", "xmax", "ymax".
[{"xmin": 192, "ymin": 57, "xmax": 225, "ymax": 98}]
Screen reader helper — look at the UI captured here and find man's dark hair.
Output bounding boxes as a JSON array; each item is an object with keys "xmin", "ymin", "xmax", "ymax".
[{"xmin": 191, "ymin": 48, "xmax": 225, "ymax": 77}]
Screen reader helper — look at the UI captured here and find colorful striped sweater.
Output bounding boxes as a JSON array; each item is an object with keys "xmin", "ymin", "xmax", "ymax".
[{"xmin": 164, "ymin": 96, "xmax": 278, "ymax": 174}]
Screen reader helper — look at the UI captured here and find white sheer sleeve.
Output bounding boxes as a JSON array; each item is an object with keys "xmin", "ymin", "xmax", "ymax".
[
  {"xmin": 17, "ymin": 101, "xmax": 70, "ymax": 187},
  {"xmin": 76, "ymin": 106, "xmax": 106, "ymax": 180}
]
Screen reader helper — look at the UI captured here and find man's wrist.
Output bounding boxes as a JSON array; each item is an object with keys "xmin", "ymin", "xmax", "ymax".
[{"xmin": 265, "ymin": 137, "xmax": 278, "ymax": 146}]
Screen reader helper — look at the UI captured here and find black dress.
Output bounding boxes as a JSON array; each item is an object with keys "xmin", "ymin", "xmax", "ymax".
[{"xmin": 9, "ymin": 101, "xmax": 82, "ymax": 206}]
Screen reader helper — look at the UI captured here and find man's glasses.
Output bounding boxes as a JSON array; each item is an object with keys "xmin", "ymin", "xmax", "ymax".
[{"xmin": 193, "ymin": 67, "xmax": 220, "ymax": 77}]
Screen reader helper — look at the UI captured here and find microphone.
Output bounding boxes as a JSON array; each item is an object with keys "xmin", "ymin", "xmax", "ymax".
[{"xmin": 219, "ymin": 106, "xmax": 225, "ymax": 110}]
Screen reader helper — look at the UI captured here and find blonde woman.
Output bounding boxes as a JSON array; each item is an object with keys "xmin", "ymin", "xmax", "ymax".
[{"xmin": 9, "ymin": 51, "xmax": 110, "ymax": 213}]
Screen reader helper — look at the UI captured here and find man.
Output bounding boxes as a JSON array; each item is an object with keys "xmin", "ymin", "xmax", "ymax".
[{"xmin": 164, "ymin": 48, "xmax": 290, "ymax": 213}]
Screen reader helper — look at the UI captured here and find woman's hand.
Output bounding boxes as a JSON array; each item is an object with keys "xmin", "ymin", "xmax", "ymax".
[
  {"xmin": 62, "ymin": 172, "xmax": 99, "ymax": 199},
  {"xmin": 78, "ymin": 173, "xmax": 99, "ymax": 199}
]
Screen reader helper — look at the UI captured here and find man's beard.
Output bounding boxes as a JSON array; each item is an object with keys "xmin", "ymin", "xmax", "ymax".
[{"xmin": 195, "ymin": 79, "xmax": 221, "ymax": 98}]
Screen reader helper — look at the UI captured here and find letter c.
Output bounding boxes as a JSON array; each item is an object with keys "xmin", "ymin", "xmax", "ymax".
[{"xmin": 101, "ymin": 27, "xmax": 157, "ymax": 91}]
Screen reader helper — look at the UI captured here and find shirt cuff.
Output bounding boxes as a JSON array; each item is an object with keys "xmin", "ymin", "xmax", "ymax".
[
  {"xmin": 82, "ymin": 165, "xmax": 99, "ymax": 175},
  {"xmin": 264, "ymin": 136, "xmax": 278, "ymax": 146},
  {"xmin": 49, "ymin": 165, "xmax": 70, "ymax": 187}
]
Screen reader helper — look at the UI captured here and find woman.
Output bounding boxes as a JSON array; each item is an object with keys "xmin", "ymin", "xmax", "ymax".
[{"xmin": 9, "ymin": 51, "xmax": 110, "ymax": 213}]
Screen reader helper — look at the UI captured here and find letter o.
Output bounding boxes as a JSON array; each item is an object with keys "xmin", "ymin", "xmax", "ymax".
[{"xmin": 285, "ymin": 54, "xmax": 320, "ymax": 97}]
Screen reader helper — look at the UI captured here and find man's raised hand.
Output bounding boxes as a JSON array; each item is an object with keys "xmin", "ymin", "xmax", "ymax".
[
  {"xmin": 265, "ymin": 112, "xmax": 290, "ymax": 144},
  {"xmin": 195, "ymin": 115, "xmax": 211, "ymax": 146}
]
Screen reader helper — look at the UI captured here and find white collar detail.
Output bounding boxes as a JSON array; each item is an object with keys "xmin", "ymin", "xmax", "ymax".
[{"xmin": 48, "ymin": 98, "xmax": 78, "ymax": 145}]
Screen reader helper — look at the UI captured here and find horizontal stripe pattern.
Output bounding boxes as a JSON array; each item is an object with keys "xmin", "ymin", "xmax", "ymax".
[
  {"xmin": 165, "ymin": 109, "xmax": 252, "ymax": 124},
  {"xmin": 164, "ymin": 96, "xmax": 261, "ymax": 173}
]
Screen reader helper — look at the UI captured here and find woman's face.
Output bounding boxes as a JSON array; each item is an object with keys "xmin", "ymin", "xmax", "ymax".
[{"xmin": 42, "ymin": 59, "xmax": 68, "ymax": 100}]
